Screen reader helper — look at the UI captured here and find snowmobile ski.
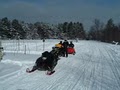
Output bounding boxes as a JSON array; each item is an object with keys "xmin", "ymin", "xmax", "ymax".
[
  {"xmin": 26, "ymin": 68, "xmax": 55, "ymax": 75},
  {"xmin": 46, "ymin": 70, "xmax": 55, "ymax": 75},
  {"xmin": 26, "ymin": 68, "xmax": 31, "ymax": 73}
]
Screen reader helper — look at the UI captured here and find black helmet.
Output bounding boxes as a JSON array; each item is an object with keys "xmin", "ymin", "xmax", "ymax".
[
  {"xmin": 64, "ymin": 39, "xmax": 67, "ymax": 42},
  {"xmin": 42, "ymin": 51, "xmax": 49, "ymax": 57},
  {"xmin": 60, "ymin": 41, "xmax": 62, "ymax": 44}
]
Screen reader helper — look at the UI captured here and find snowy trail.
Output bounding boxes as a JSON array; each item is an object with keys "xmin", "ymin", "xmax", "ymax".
[{"xmin": 0, "ymin": 41, "xmax": 120, "ymax": 90}]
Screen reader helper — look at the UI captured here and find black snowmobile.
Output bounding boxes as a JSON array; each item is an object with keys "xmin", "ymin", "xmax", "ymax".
[{"xmin": 26, "ymin": 51, "xmax": 59, "ymax": 75}]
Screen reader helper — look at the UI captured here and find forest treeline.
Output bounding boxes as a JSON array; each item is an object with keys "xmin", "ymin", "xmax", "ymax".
[{"xmin": 0, "ymin": 17, "xmax": 120, "ymax": 43}]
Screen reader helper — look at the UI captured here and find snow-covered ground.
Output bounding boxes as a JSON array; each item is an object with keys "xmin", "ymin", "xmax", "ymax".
[{"xmin": 0, "ymin": 39, "xmax": 120, "ymax": 90}]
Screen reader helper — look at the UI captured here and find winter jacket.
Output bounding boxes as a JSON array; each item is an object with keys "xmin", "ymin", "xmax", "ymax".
[
  {"xmin": 63, "ymin": 41, "xmax": 69, "ymax": 49},
  {"xmin": 69, "ymin": 43, "xmax": 74, "ymax": 48},
  {"xmin": 55, "ymin": 43, "xmax": 63, "ymax": 48}
]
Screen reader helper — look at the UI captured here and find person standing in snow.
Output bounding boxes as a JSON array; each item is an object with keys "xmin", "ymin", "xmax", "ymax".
[{"xmin": 62, "ymin": 40, "xmax": 69, "ymax": 57}]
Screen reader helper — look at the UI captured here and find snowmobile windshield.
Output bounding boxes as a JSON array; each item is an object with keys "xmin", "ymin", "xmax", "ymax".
[{"xmin": 42, "ymin": 57, "xmax": 47, "ymax": 60}]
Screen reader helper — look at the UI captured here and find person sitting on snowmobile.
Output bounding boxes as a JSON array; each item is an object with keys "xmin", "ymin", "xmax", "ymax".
[
  {"xmin": 69, "ymin": 41, "xmax": 74, "ymax": 48},
  {"xmin": 68, "ymin": 41, "xmax": 76, "ymax": 55},
  {"xmin": 50, "ymin": 47, "xmax": 60, "ymax": 61},
  {"xmin": 54, "ymin": 41, "xmax": 64, "ymax": 56},
  {"xmin": 55, "ymin": 41, "xmax": 63, "ymax": 48},
  {"xmin": 27, "ymin": 51, "xmax": 58, "ymax": 73}
]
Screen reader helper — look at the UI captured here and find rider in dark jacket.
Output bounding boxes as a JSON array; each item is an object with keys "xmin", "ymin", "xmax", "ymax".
[
  {"xmin": 27, "ymin": 51, "xmax": 58, "ymax": 73},
  {"xmin": 69, "ymin": 41, "xmax": 74, "ymax": 48},
  {"xmin": 62, "ymin": 40, "xmax": 69, "ymax": 57}
]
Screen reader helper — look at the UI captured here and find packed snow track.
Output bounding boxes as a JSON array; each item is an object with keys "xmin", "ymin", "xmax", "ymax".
[{"xmin": 0, "ymin": 40, "xmax": 120, "ymax": 90}]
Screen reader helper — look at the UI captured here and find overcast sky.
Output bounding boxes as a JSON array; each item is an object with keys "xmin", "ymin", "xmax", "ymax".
[{"xmin": 0, "ymin": 0, "xmax": 120, "ymax": 30}]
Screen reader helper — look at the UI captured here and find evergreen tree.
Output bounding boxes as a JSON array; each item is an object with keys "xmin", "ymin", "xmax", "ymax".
[
  {"xmin": 0, "ymin": 17, "xmax": 11, "ymax": 39},
  {"xmin": 62, "ymin": 22, "xmax": 68, "ymax": 33},
  {"xmin": 89, "ymin": 19, "xmax": 104, "ymax": 41},
  {"xmin": 67, "ymin": 22, "xmax": 73, "ymax": 38},
  {"xmin": 12, "ymin": 19, "xmax": 26, "ymax": 39},
  {"xmin": 103, "ymin": 19, "xmax": 115, "ymax": 42}
]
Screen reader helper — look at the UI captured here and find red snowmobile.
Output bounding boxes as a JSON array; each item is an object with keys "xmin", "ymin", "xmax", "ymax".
[{"xmin": 67, "ymin": 47, "xmax": 76, "ymax": 55}]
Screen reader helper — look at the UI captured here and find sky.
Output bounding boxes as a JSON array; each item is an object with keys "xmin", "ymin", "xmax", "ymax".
[
  {"xmin": 0, "ymin": 40, "xmax": 120, "ymax": 90},
  {"xmin": 0, "ymin": 0, "xmax": 120, "ymax": 30}
]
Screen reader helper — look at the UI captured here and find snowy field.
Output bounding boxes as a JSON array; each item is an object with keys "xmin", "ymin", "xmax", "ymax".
[{"xmin": 0, "ymin": 39, "xmax": 120, "ymax": 90}]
